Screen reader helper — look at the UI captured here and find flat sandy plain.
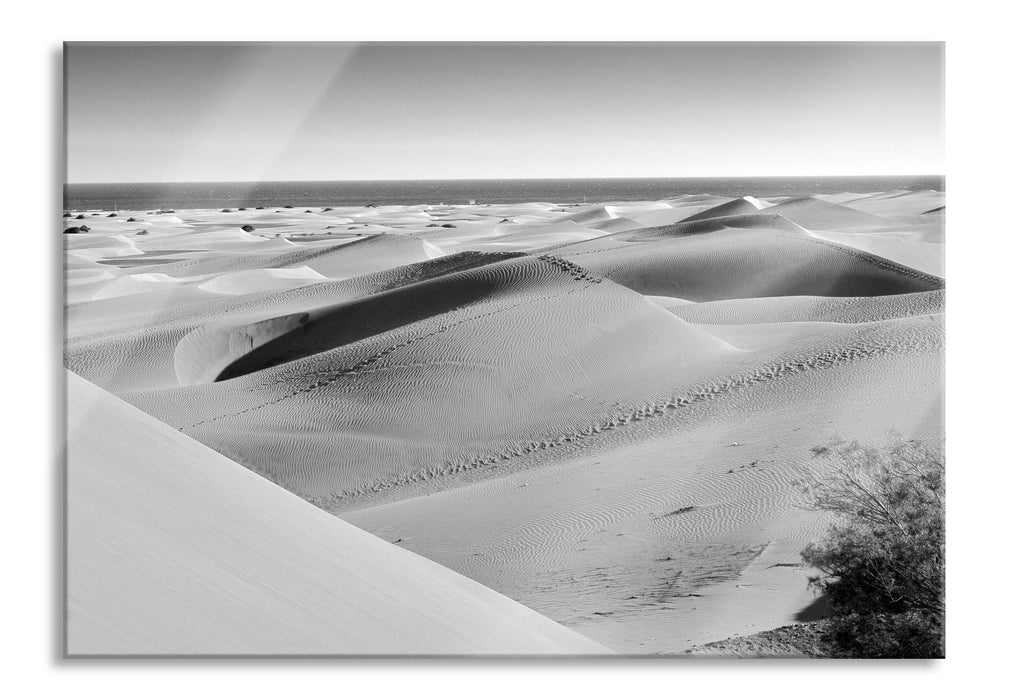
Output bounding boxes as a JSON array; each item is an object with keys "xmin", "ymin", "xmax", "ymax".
[{"xmin": 64, "ymin": 190, "xmax": 944, "ymax": 655}]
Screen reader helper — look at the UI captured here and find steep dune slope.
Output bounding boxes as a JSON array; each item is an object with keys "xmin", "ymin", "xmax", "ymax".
[{"xmin": 67, "ymin": 371, "xmax": 612, "ymax": 656}]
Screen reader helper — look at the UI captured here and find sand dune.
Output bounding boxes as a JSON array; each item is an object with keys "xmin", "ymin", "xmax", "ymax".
[
  {"xmin": 804, "ymin": 227, "xmax": 943, "ymax": 275},
  {"xmin": 551, "ymin": 200, "xmax": 735, "ymax": 230},
  {"xmin": 679, "ymin": 196, "xmax": 765, "ymax": 222},
  {"xmin": 67, "ymin": 371, "xmax": 612, "ymax": 656},
  {"xmin": 587, "ymin": 216, "xmax": 650, "ymax": 233},
  {"xmin": 196, "ymin": 266, "xmax": 328, "ymax": 295},
  {"xmin": 64, "ymin": 191, "xmax": 944, "ymax": 655},
  {"xmin": 758, "ymin": 196, "xmax": 904, "ymax": 230},
  {"xmin": 667, "ymin": 290, "xmax": 945, "ymax": 325},
  {"xmin": 89, "ymin": 272, "xmax": 182, "ymax": 300},
  {"xmin": 139, "ymin": 226, "xmax": 297, "ymax": 251},
  {"xmin": 115, "ymin": 233, "xmax": 430, "ymax": 280},
  {"xmin": 128, "ymin": 254, "xmax": 737, "ymax": 501},
  {"xmin": 548, "ymin": 224, "xmax": 943, "ymax": 301},
  {"xmin": 614, "ymin": 212, "xmax": 811, "ymax": 240},
  {"xmin": 64, "ymin": 234, "xmax": 143, "ymax": 260},
  {"xmin": 824, "ymin": 189, "xmax": 945, "ymax": 221},
  {"xmin": 341, "ymin": 312, "xmax": 942, "ymax": 652},
  {"xmin": 66, "ymin": 251, "xmax": 525, "ymax": 392},
  {"xmin": 174, "ymin": 256, "xmax": 559, "ymax": 385}
]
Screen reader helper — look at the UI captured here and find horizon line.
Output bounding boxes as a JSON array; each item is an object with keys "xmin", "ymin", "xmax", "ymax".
[{"xmin": 66, "ymin": 174, "xmax": 946, "ymax": 186}]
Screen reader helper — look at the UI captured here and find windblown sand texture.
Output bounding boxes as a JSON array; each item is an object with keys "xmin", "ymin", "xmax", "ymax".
[
  {"xmin": 67, "ymin": 372, "xmax": 611, "ymax": 656},
  {"xmin": 65, "ymin": 191, "xmax": 944, "ymax": 655}
]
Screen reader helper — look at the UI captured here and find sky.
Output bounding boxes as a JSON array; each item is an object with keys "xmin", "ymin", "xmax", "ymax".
[{"xmin": 65, "ymin": 42, "xmax": 943, "ymax": 183}]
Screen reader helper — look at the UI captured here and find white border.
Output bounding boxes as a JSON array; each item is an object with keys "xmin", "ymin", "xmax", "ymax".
[{"xmin": 6, "ymin": 2, "xmax": 1000, "ymax": 696}]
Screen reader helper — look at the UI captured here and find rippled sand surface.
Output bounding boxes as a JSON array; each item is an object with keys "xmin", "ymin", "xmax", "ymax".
[{"xmin": 65, "ymin": 190, "xmax": 944, "ymax": 654}]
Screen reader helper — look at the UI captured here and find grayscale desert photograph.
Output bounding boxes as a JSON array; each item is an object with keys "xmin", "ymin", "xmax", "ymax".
[{"xmin": 63, "ymin": 42, "xmax": 944, "ymax": 658}]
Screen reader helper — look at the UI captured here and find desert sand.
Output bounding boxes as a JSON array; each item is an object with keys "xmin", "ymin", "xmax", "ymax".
[
  {"xmin": 64, "ymin": 190, "xmax": 944, "ymax": 655},
  {"xmin": 66, "ymin": 370, "xmax": 612, "ymax": 656}
]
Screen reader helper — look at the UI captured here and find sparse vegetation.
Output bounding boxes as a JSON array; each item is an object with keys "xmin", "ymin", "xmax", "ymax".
[{"xmin": 798, "ymin": 438, "xmax": 944, "ymax": 658}]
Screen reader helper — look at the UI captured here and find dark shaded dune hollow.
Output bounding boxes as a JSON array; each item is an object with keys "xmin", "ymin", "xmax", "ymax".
[
  {"xmin": 180, "ymin": 254, "xmax": 535, "ymax": 384},
  {"xmin": 202, "ymin": 258, "xmax": 536, "ymax": 383}
]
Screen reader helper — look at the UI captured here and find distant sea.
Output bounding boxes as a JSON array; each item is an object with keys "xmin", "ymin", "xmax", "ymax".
[{"xmin": 64, "ymin": 176, "xmax": 944, "ymax": 211}]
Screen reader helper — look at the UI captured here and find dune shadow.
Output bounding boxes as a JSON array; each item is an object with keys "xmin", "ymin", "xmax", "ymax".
[{"xmin": 793, "ymin": 594, "xmax": 830, "ymax": 622}]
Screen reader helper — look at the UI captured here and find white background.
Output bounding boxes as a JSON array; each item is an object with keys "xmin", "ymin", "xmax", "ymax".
[{"xmin": 2, "ymin": 2, "xmax": 1001, "ymax": 696}]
